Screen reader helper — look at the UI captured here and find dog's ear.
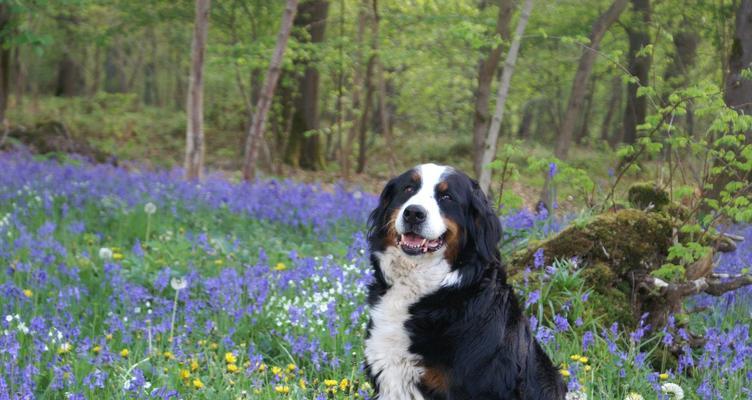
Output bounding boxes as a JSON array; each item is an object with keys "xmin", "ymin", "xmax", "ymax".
[
  {"xmin": 467, "ymin": 178, "xmax": 501, "ymax": 264},
  {"xmin": 367, "ymin": 178, "xmax": 397, "ymax": 245}
]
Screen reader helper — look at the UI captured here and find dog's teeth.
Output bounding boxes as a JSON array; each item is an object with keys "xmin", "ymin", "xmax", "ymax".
[{"xmin": 420, "ymin": 239, "xmax": 427, "ymax": 246}]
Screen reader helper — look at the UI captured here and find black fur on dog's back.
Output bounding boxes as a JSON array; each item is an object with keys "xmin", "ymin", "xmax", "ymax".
[{"xmin": 365, "ymin": 166, "xmax": 565, "ymax": 399}]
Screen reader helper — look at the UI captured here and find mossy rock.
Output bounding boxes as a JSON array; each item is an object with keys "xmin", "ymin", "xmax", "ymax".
[
  {"xmin": 508, "ymin": 209, "xmax": 676, "ymax": 328},
  {"xmin": 628, "ymin": 182, "xmax": 670, "ymax": 211},
  {"xmin": 510, "ymin": 209, "xmax": 673, "ymax": 277}
]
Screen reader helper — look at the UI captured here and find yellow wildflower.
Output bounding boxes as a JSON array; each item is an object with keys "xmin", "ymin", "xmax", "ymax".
[
  {"xmin": 214, "ymin": 259, "xmax": 224, "ymax": 266},
  {"xmin": 92, "ymin": 345, "xmax": 101, "ymax": 354},
  {"xmin": 272, "ymin": 366, "xmax": 283, "ymax": 376},
  {"xmin": 570, "ymin": 354, "xmax": 581, "ymax": 362},
  {"xmin": 210, "ymin": 342, "xmax": 219, "ymax": 350},
  {"xmin": 105, "ymin": 333, "xmax": 113, "ymax": 341},
  {"xmin": 560, "ymin": 369, "xmax": 570, "ymax": 377},
  {"xmin": 287, "ymin": 363, "xmax": 297, "ymax": 372},
  {"xmin": 258, "ymin": 363, "xmax": 267, "ymax": 372},
  {"xmin": 339, "ymin": 378, "xmax": 350, "ymax": 391},
  {"xmin": 180, "ymin": 369, "xmax": 191, "ymax": 380},
  {"xmin": 227, "ymin": 363, "xmax": 239, "ymax": 373},
  {"xmin": 659, "ymin": 373, "xmax": 669, "ymax": 380},
  {"xmin": 191, "ymin": 359, "xmax": 200, "ymax": 372},
  {"xmin": 225, "ymin": 352, "xmax": 237, "ymax": 364},
  {"xmin": 120, "ymin": 348, "xmax": 129, "ymax": 358},
  {"xmin": 58, "ymin": 342, "xmax": 72, "ymax": 355},
  {"xmin": 584, "ymin": 365, "xmax": 592, "ymax": 372},
  {"xmin": 579, "ymin": 356, "xmax": 589, "ymax": 364},
  {"xmin": 299, "ymin": 378, "xmax": 306, "ymax": 389},
  {"xmin": 23, "ymin": 289, "xmax": 32, "ymax": 298},
  {"xmin": 274, "ymin": 385, "xmax": 290, "ymax": 394},
  {"xmin": 192, "ymin": 378, "xmax": 204, "ymax": 389},
  {"xmin": 274, "ymin": 262, "xmax": 287, "ymax": 271},
  {"xmin": 113, "ymin": 253, "xmax": 124, "ymax": 260},
  {"xmin": 163, "ymin": 351, "xmax": 175, "ymax": 360},
  {"xmin": 324, "ymin": 379, "xmax": 338, "ymax": 387}
]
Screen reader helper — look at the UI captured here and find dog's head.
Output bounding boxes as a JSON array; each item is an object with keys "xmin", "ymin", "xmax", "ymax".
[{"xmin": 368, "ymin": 163, "xmax": 501, "ymax": 267}]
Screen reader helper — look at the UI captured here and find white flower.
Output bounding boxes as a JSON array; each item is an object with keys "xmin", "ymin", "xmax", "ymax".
[
  {"xmin": 144, "ymin": 202, "xmax": 157, "ymax": 215},
  {"xmin": 661, "ymin": 383, "xmax": 684, "ymax": 399},
  {"xmin": 625, "ymin": 392, "xmax": 644, "ymax": 400},
  {"xmin": 17, "ymin": 321, "xmax": 28, "ymax": 334},
  {"xmin": 99, "ymin": 247, "xmax": 113, "ymax": 260},
  {"xmin": 565, "ymin": 391, "xmax": 587, "ymax": 400},
  {"xmin": 4, "ymin": 315, "xmax": 12, "ymax": 323},
  {"xmin": 170, "ymin": 277, "xmax": 188, "ymax": 291}
]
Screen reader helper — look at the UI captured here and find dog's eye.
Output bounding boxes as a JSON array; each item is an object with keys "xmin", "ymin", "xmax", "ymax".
[
  {"xmin": 439, "ymin": 193, "xmax": 452, "ymax": 201},
  {"xmin": 404, "ymin": 186, "xmax": 414, "ymax": 193}
]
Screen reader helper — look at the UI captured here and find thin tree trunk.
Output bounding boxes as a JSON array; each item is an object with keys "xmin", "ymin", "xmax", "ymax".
[
  {"xmin": 554, "ymin": 0, "xmax": 628, "ymax": 159},
  {"xmin": 371, "ymin": 0, "xmax": 396, "ymax": 174},
  {"xmin": 0, "ymin": 4, "xmax": 11, "ymax": 135},
  {"xmin": 575, "ymin": 74, "xmax": 597, "ymax": 145},
  {"xmin": 517, "ymin": 101, "xmax": 534, "ymax": 140},
  {"xmin": 242, "ymin": 0, "xmax": 298, "ymax": 181},
  {"xmin": 708, "ymin": 0, "xmax": 752, "ymax": 201},
  {"xmin": 357, "ymin": 56, "xmax": 375, "ymax": 174},
  {"xmin": 183, "ymin": 0, "xmax": 211, "ymax": 181},
  {"xmin": 472, "ymin": 0, "xmax": 515, "ymax": 178},
  {"xmin": 342, "ymin": 0, "xmax": 368, "ymax": 179},
  {"xmin": 284, "ymin": 0, "xmax": 329, "ymax": 171},
  {"xmin": 622, "ymin": 0, "xmax": 651, "ymax": 145},
  {"xmin": 600, "ymin": 75, "xmax": 622, "ymax": 145},
  {"xmin": 478, "ymin": 0, "xmax": 534, "ymax": 194}
]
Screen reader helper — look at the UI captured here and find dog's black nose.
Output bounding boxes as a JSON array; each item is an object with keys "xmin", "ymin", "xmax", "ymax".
[{"xmin": 403, "ymin": 205, "xmax": 427, "ymax": 225}]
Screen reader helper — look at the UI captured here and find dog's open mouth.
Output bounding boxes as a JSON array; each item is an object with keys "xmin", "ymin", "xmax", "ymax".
[{"xmin": 398, "ymin": 232, "xmax": 446, "ymax": 255}]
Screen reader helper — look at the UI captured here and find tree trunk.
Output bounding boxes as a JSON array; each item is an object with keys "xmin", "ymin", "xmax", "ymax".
[
  {"xmin": 0, "ymin": 4, "xmax": 11, "ymax": 129},
  {"xmin": 600, "ymin": 75, "xmax": 622, "ymax": 145},
  {"xmin": 357, "ymin": 56, "xmax": 375, "ymax": 174},
  {"xmin": 724, "ymin": 0, "xmax": 752, "ymax": 121},
  {"xmin": 242, "ymin": 0, "xmax": 298, "ymax": 181},
  {"xmin": 183, "ymin": 0, "xmax": 211, "ymax": 181},
  {"xmin": 341, "ymin": 0, "xmax": 368, "ymax": 179},
  {"xmin": 284, "ymin": 0, "xmax": 329, "ymax": 171},
  {"xmin": 143, "ymin": 29, "xmax": 159, "ymax": 105},
  {"xmin": 478, "ymin": 0, "xmax": 534, "ymax": 194},
  {"xmin": 56, "ymin": 52, "xmax": 83, "ymax": 97},
  {"xmin": 707, "ymin": 0, "xmax": 752, "ymax": 202},
  {"xmin": 622, "ymin": 0, "xmax": 651, "ymax": 145},
  {"xmin": 554, "ymin": 0, "xmax": 628, "ymax": 159},
  {"xmin": 517, "ymin": 101, "xmax": 535, "ymax": 140},
  {"xmin": 472, "ymin": 0, "xmax": 515, "ymax": 179},
  {"xmin": 575, "ymin": 74, "xmax": 597, "ymax": 145}
]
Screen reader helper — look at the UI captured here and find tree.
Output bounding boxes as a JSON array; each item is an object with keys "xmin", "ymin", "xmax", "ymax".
[
  {"xmin": 0, "ymin": 4, "xmax": 12, "ymax": 132},
  {"xmin": 724, "ymin": 0, "xmax": 752, "ymax": 121},
  {"xmin": 284, "ymin": 0, "xmax": 329, "ymax": 171},
  {"xmin": 478, "ymin": 0, "xmax": 534, "ymax": 194},
  {"xmin": 184, "ymin": 0, "xmax": 211, "ymax": 181},
  {"xmin": 707, "ymin": 0, "xmax": 752, "ymax": 202},
  {"xmin": 242, "ymin": 0, "xmax": 299, "ymax": 181},
  {"xmin": 472, "ymin": 0, "xmax": 515, "ymax": 178},
  {"xmin": 622, "ymin": 0, "xmax": 651, "ymax": 145},
  {"xmin": 554, "ymin": 0, "xmax": 628, "ymax": 159}
]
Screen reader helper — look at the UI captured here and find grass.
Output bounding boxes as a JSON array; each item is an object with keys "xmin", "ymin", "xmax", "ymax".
[{"xmin": 0, "ymin": 152, "xmax": 749, "ymax": 399}]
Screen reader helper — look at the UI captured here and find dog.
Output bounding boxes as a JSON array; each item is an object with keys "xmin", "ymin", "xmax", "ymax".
[{"xmin": 364, "ymin": 164, "xmax": 565, "ymax": 400}]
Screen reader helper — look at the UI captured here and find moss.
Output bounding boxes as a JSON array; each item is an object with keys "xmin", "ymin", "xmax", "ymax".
[
  {"xmin": 510, "ymin": 209, "xmax": 673, "ymax": 276},
  {"xmin": 628, "ymin": 182, "xmax": 670, "ymax": 211}
]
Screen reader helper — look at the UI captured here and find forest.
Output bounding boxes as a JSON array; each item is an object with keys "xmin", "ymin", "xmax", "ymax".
[{"xmin": 0, "ymin": 0, "xmax": 751, "ymax": 399}]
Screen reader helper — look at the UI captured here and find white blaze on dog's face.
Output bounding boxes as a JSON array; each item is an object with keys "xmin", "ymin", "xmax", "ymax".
[{"xmin": 394, "ymin": 164, "xmax": 450, "ymax": 256}]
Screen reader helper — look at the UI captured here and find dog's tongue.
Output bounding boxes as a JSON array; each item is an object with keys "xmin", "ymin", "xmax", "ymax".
[{"xmin": 401, "ymin": 233, "xmax": 425, "ymax": 247}]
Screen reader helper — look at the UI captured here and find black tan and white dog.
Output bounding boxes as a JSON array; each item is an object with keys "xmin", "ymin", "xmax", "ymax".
[{"xmin": 364, "ymin": 164, "xmax": 565, "ymax": 400}]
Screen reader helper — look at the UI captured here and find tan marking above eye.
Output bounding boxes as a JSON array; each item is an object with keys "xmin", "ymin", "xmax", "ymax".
[
  {"xmin": 437, "ymin": 181, "xmax": 448, "ymax": 192},
  {"xmin": 411, "ymin": 171, "xmax": 421, "ymax": 182}
]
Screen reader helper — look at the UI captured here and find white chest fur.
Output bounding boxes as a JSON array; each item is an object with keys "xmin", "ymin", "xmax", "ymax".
[{"xmin": 365, "ymin": 247, "xmax": 457, "ymax": 400}]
